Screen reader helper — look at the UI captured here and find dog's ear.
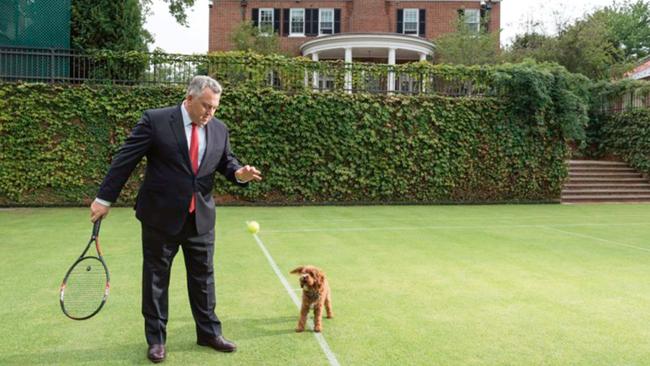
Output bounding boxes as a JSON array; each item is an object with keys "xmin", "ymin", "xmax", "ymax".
[
  {"xmin": 313, "ymin": 269, "xmax": 325, "ymax": 287},
  {"xmin": 290, "ymin": 266, "xmax": 305, "ymax": 274}
]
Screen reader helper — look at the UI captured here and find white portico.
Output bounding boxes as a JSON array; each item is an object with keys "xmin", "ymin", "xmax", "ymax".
[{"xmin": 300, "ymin": 33, "xmax": 435, "ymax": 93}]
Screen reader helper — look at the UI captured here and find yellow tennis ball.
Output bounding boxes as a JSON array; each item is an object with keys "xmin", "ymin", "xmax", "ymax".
[{"xmin": 247, "ymin": 221, "xmax": 260, "ymax": 234}]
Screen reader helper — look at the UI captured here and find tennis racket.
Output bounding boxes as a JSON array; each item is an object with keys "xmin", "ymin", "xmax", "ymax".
[{"xmin": 59, "ymin": 219, "xmax": 110, "ymax": 320}]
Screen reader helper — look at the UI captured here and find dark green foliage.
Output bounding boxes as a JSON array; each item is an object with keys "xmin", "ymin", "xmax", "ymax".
[
  {"xmin": 433, "ymin": 15, "xmax": 500, "ymax": 66},
  {"xmin": 0, "ymin": 61, "xmax": 589, "ymax": 205},
  {"xmin": 589, "ymin": 79, "xmax": 650, "ymax": 174},
  {"xmin": 597, "ymin": 0, "xmax": 650, "ymax": 61},
  {"xmin": 230, "ymin": 22, "xmax": 283, "ymax": 55},
  {"xmin": 503, "ymin": 1, "xmax": 650, "ymax": 80},
  {"xmin": 599, "ymin": 109, "xmax": 650, "ymax": 175},
  {"xmin": 71, "ymin": 0, "xmax": 151, "ymax": 51}
]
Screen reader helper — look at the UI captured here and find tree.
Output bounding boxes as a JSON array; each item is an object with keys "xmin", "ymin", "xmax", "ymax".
[
  {"xmin": 554, "ymin": 14, "xmax": 624, "ymax": 80},
  {"xmin": 597, "ymin": 0, "xmax": 650, "ymax": 61},
  {"xmin": 503, "ymin": 0, "xmax": 650, "ymax": 80},
  {"xmin": 230, "ymin": 21, "xmax": 282, "ymax": 55},
  {"xmin": 433, "ymin": 16, "xmax": 501, "ymax": 65},
  {"xmin": 72, "ymin": 0, "xmax": 204, "ymax": 51},
  {"xmin": 141, "ymin": 0, "xmax": 197, "ymax": 27},
  {"xmin": 503, "ymin": 32, "xmax": 559, "ymax": 64},
  {"xmin": 71, "ymin": 0, "xmax": 151, "ymax": 51}
]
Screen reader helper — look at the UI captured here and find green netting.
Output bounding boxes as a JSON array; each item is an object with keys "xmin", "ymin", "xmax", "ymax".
[
  {"xmin": 0, "ymin": 0, "xmax": 71, "ymax": 48},
  {"xmin": 0, "ymin": 0, "xmax": 71, "ymax": 80}
]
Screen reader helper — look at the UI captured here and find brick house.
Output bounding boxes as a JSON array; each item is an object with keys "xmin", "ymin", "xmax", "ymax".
[
  {"xmin": 209, "ymin": 0, "xmax": 500, "ymax": 58},
  {"xmin": 208, "ymin": 0, "xmax": 500, "ymax": 92}
]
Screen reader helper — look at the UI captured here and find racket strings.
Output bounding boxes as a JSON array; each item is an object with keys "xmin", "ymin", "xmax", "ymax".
[{"xmin": 63, "ymin": 258, "xmax": 107, "ymax": 318}]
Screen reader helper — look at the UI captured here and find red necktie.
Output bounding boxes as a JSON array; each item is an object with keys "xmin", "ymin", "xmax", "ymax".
[{"xmin": 189, "ymin": 123, "xmax": 199, "ymax": 213}]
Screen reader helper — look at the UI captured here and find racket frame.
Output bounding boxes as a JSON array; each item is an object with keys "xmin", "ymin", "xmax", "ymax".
[{"xmin": 59, "ymin": 219, "xmax": 111, "ymax": 320}]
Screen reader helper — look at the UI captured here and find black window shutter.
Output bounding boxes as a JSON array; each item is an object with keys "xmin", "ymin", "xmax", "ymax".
[
  {"xmin": 304, "ymin": 9, "xmax": 313, "ymax": 35},
  {"xmin": 480, "ymin": 8, "xmax": 488, "ymax": 32},
  {"xmin": 312, "ymin": 9, "xmax": 319, "ymax": 35},
  {"xmin": 274, "ymin": 9, "xmax": 280, "ymax": 34},
  {"xmin": 305, "ymin": 9, "xmax": 318, "ymax": 36},
  {"xmin": 419, "ymin": 9, "xmax": 426, "ymax": 37},
  {"xmin": 397, "ymin": 9, "xmax": 403, "ymax": 33},
  {"xmin": 252, "ymin": 8, "xmax": 259, "ymax": 27},
  {"xmin": 312, "ymin": 9, "xmax": 320, "ymax": 36},
  {"xmin": 334, "ymin": 9, "xmax": 341, "ymax": 33},
  {"xmin": 282, "ymin": 9, "xmax": 289, "ymax": 36}
]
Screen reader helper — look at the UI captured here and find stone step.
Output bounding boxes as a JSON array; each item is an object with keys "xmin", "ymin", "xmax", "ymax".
[
  {"xmin": 563, "ymin": 159, "xmax": 650, "ymax": 204},
  {"xmin": 569, "ymin": 167, "xmax": 637, "ymax": 173},
  {"xmin": 564, "ymin": 183, "xmax": 650, "ymax": 190},
  {"xmin": 562, "ymin": 189, "xmax": 650, "ymax": 196},
  {"xmin": 568, "ymin": 160, "xmax": 628, "ymax": 166},
  {"xmin": 562, "ymin": 194, "xmax": 650, "ymax": 202},
  {"xmin": 569, "ymin": 172, "xmax": 642, "ymax": 177},
  {"xmin": 566, "ymin": 177, "xmax": 648, "ymax": 182}
]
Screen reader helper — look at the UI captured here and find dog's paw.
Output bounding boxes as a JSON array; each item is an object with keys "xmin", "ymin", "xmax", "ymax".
[
  {"xmin": 295, "ymin": 327, "xmax": 305, "ymax": 333},
  {"xmin": 313, "ymin": 326, "xmax": 321, "ymax": 332}
]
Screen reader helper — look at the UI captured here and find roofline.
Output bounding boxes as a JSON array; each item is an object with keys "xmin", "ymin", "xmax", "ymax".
[{"xmin": 300, "ymin": 33, "xmax": 435, "ymax": 53}]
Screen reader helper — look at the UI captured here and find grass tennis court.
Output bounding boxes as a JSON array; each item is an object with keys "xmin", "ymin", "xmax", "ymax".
[{"xmin": 2, "ymin": 204, "xmax": 650, "ymax": 365}]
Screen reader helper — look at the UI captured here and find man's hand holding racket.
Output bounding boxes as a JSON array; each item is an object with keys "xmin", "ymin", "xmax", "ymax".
[{"xmin": 90, "ymin": 200, "xmax": 110, "ymax": 223}]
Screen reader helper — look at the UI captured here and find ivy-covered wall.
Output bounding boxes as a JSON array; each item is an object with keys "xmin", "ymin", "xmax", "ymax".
[
  {"xmin": 0, "ymin": 61, "xmax": 589, "ymax": 205},
  {"xmin": 588, "ymin": 79, "xmax": 650, "ymax": 176}
]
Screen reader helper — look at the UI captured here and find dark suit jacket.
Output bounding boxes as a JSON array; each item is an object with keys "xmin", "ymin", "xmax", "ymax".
[{"xmin": 97, "ymin": 105, "xmax": 247, "ymax": 235}]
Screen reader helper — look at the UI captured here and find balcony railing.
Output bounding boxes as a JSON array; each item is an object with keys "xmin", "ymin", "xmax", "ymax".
[{"xmin": 0, "ymin": 46, "xmax": 495, "ymax": 96}]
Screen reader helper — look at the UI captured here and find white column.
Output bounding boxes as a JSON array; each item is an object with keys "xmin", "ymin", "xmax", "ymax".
[
  {"xmin": 387, "ymin": 47, "xmax": 396, "ymax": 94},
  {"xmin": 344, "ymin": 47, "xmax": 353, "ymax": 94},
  {"xmin": 312, "ymin": 52, "xmax": 319, "ymax": 91},
  {"xmin": 419, "ymin": 52, "xmax": 427, "ymax": 93}
]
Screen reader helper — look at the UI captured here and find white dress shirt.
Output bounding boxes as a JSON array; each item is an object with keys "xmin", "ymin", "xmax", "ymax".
[{"xmin": 181, "ymin": 103, "xmax": 207, "ymax": 167}]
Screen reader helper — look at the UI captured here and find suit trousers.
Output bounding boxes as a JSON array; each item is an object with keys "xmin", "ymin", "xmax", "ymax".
[{"xmin": 141, "ymin": 214, "xmax": 222, "ymax": 345}]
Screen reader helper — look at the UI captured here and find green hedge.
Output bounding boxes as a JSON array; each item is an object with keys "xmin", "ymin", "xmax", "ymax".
[
  {"xmin": 0, "ymin": 61, "xmax": 589, "ymax": 205},
  {"xmin": 597, "ymin": 108, "xmax": 650, "ymax": 176},
  {"xmin": 587, "ymin": 79, "xmax": 650, "ymax": 174}
]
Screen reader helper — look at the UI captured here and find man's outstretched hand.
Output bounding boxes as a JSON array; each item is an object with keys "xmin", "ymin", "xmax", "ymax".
[{"xmin": 235, "ymin": 165, "xmax": 262, "ymax": 183}]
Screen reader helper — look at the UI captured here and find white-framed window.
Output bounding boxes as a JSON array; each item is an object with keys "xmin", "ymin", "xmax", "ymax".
[
  {"xmin": 403, "ymin": 9, "xmax": 418, "ymax": 35},
  {"xmin": 290, "ymin": 8, "xmax": 305, "ymax": 36},
  {"xmin": 319, "ymin": 8, "xmax": 334, "ymax": 35},
  {"xmin": 266, "ymin": 70, "xmax": 281, "ymax": 88},
  {"xmin": 318, "ymin": 75, "xmax": 335, "ymax": 90},
  {"xmin": 259, "ymin": 8, "xmax": 274, "ymax": 35},
  {"xmin": 464, "ymin": 9, "xmax": 480, "ymax": 32}
]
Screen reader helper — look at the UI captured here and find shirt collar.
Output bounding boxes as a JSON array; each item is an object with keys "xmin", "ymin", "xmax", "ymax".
[
  {"xmin": 181, "ymin": 102, "xmax": 206, "ymax": 129},
  {"xmin": 181, "ymin": 103, "xmax": 193, "ymax": 128}
]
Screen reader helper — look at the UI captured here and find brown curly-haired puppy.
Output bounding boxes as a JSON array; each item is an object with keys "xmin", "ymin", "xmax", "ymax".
[{"xmin": 290, "ymin": 265, "xmax": 333, "ymax": 332}]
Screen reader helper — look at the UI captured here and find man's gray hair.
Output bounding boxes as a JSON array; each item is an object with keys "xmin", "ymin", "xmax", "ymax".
[{"xmin": 186, "ymin": 75, "xmax": 222, "ymax": 97}]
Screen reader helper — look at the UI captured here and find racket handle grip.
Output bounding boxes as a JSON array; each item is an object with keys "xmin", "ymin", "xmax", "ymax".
[{"xmin": 92, "ymin": 219, "xmax": 102, "ymax": 238}]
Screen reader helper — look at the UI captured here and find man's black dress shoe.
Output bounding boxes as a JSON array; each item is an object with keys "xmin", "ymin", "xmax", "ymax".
[
  {"xmin": 197, "ymin": 335, "xmax": 237, "ymax": 352},
  {"xmin": 147, "ymin": 344, "xmax": 166, "ymax": 363}
]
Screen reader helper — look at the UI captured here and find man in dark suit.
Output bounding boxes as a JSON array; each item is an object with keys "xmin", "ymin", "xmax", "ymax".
[{"xmin": 89, "ymin": 75, "xmax": 261, "ymax": 363}]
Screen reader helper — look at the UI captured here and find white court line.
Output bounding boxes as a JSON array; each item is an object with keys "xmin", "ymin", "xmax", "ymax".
[
  {"xmin": 262, "ymin": 222, "xmax": 650, "ymax": 233},
  {"xmin": 236, "ymin": 214, "xmax": 650, "ymax": 225},
  {"xmin": 542, "ymin": 226, "xmax": 650, "ymax": 254},
  {"xmin": 252, "ymin": 233, "xmax": 341, "ymax": 366}
]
